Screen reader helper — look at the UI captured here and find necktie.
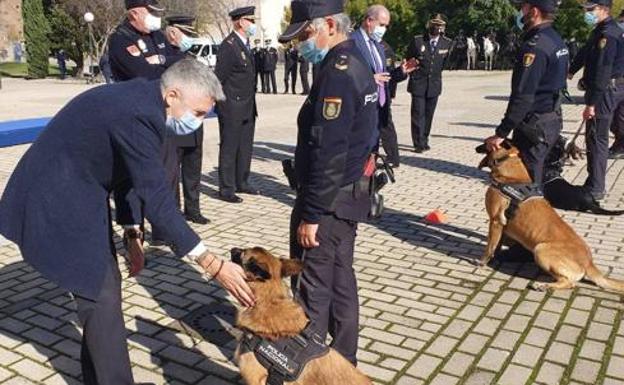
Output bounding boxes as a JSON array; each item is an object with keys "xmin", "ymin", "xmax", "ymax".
[
  {"xmin": 368, "ymin": 39, "xmax": 386, "ymax": 107},
  {"xmin": 430, "ymin": 39, "xmax": 437, "ymax": 52}
]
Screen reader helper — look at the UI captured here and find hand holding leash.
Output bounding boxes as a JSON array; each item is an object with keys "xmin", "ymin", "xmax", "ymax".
[{"xmin": 564, "ymin": 119, "xmax": 586, "ymax": 161}]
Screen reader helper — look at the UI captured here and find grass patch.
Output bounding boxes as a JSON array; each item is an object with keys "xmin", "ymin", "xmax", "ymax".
[{"xmin": 0, "ymin": 62, "xmax": 65, "ymax": 78}]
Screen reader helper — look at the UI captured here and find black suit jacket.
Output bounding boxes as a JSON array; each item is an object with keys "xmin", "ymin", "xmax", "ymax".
[
  {"xmin": 215, "ymin": 32, "xmax": 257, "ymax": 121},
  {"xmin": 406, "ymin": 34, "xmax": 452, "ymax": 98},
  {"xmin": 0, "ymin": 80, "xmax": 200, "ymax": 300}
]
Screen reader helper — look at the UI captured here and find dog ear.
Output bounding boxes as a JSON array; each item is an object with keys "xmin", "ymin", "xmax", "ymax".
[
  {"xmin": 502, "ymin": 140, "xmax": 513, "ymax": 150},
  {"xmin": 475, "ymin": 143, "xmax": 488, "ymax": 154},
  {"xmin": 280, "ymin": 259, "xmax": 303, "ymax": 277},
  {"xmin": 478, "ymin": 155, "xmax": 490, "ymax": 170}
]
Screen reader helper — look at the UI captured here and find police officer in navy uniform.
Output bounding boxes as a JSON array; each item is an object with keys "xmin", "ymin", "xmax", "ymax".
[
  {"xmin": 215, "ymin": 7, "xmax": 259, "ymax": 203},
  {"xmin": 280, "ymin": 0, "xmax": 378, "ymax": 365},
  {"xmin": 299, "ymin": 55, "xmax": 311, "ymax": 94},
  {"xmin": 284, "ymin": 43, "xmax": 299, "ymax": 94},
  {"xmin": 406, "ymin": 14, "xmax": 453, "ymax": 153},
  {"xmin": 485, "ymin": 0, "xmax": 568, "ymax": 188},
  {"xmin": 576, "ymin": 0, "xmax": 624, "ymax": 200},
  {"xmin": 0, "ymin": 59, "xmax": 254, "ymax": 385},
  {"xmin": 263, "ymin": 39, "xmax": 279, "ymax": 94},
  {"xmin": 252, "ymin": 39, "xmax": 265, "ymax": 92}
]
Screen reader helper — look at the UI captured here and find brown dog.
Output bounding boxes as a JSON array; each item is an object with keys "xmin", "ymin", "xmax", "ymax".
[
  {"xmin": 477, "ymin": 143, "xmax": 624, "ymax": 292},
  {"xmin": 231, "ymin": 247, "xmax": 372, "ymax": 385}
]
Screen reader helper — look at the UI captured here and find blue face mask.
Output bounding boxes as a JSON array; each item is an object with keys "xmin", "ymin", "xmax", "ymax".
[
  {"xmin": 515, "ymin": 10, "xmax": 525, "ymax": 30},
  {"xmin": 298, "ymin": 37, "xmax": 328, "ymax": 65},
  {"xmin": 179, "ymin": 35, "xmax": 195, "ymax": 53},
  {"xmin": 584, "ymin": 11, "xmax": 598, "ymax": 26},
  {"xmin": 245, "ymin": 22, "xmax": 257, "ymax": 37},
  {"xmin": 166, "ymin": 111, "xmax": 203, "ymax": 136}
]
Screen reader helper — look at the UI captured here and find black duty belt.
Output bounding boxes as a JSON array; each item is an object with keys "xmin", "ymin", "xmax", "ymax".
[
  {"xmin": 492, "ymin": 182, "xmax": 543, "ymax": 220},
  {"xmin": 239, "ymin": 323, "xmax": 330, "ymax": 385}
]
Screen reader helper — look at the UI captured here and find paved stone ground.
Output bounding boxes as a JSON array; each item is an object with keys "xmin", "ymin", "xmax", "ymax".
[{"xmin": 0, "ymin": 71, "xmax": 623, "ymax": 385}]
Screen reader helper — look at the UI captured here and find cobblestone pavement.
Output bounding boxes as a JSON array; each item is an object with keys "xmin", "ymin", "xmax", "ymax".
[{"xmin": 0, "ymin": 71, "xmax": 623, "ymax": 385}]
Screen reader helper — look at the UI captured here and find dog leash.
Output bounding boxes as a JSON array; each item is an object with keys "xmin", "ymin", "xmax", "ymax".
[{"xmin": 565, "ymin": 119, "xmax": 586, "ymax": 161}]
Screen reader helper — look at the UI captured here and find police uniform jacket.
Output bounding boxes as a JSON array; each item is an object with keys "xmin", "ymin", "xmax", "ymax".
[
  {"xmin": 108, "ymin": 20, "xmax": 201, "ymax": 147},
  {"xmin": 295, "ymin": 39, "xmax": 378, "ymax": 224},
  {"xmin": 582, "ymin": 17, "xmax": 624, "ymax": 107},
  {"xmin": 495, "ymin": 23, "xmax": 568, "ymax": 138},
  {"xmin": 0, "ymin": 80, "xmax": 200, "ymax": 300},
  {"xmin": 406, "ymin": 34, "xmax": 452, "ymax": 98},
  {"xmin": 253, "ymin": 47, "xmax": 264, "ymax": 73},
  {"xmin": 215, "ymin": 32, "xmax": 257, "ymax": 121},
  {"xmin": 263, "ymin": 47, "xmax": 278, "ymax": 72},
  {"xmin": 285, "ymin": 48, "xmax": 299, "ymax": 70}
]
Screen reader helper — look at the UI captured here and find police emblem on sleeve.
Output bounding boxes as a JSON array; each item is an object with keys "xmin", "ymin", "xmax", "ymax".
[
  {"xmin": 323, "ymin": 97, "xmax": 342, "ymax": 120},
  {"xmin": 599, "ymin": 38, "xmax": 607, "ymax": 50},
  {"xmin": 523, "ymin": 53, "xmax": 536, "ymax": 67},
  {"xmin": 126, "ymin": 45, "xmax": 141, "ymax": 57}
]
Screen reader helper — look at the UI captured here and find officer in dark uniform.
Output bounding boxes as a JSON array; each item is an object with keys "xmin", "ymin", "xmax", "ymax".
[
  {"xmin": 284, "ymin": 43, "xmax": 299, "ymax": 94},
  {"xmin": 263, "ymin": 39, "xmax": 278, "ymax": 94},
  {"xmin": 280, "ymin": 0, "xmax": 378, "ymax": 365},
  {"xmin": 299, "ymin": 55, "xmax": 311, "ymax": 94},
  {"xmin": 214, "ymin": 6, "xmax": 259, "ymax": 203},
  {"xmin": 252, "ymin": 39, "xmax": 264, "ymax": 92},
  {"xmin": 406, "ymin": 14, "xmax": 453, "ymax": 153},
  {"xmin": 485, "ymin": 0, "xmax": 568, "ymax": 188},
  {"xmin": 577, "ymin": 0, "xmax": 624, "ymax": 199}
]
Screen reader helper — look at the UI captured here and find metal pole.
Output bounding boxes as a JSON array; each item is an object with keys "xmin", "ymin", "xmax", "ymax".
[{"xmin": 88, "ymin": 23, "xmax": 94, "ymax": 84}]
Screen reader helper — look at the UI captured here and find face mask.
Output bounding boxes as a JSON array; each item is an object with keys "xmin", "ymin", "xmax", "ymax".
[
  {"xmin": 371, "ymin": 25, "xmax": 387, "ymax": 42},
  {"xmin": 245, "ymin": 22, "xmax": 257, "ymax": 37},
  {"xmin": 515, "ymin": 10, "xmax": 525, "ymax": 30},
  {"xmin": 618, "ymin": 22, "xmax": 624, "ymax": 30},
  {"xmin": 144, "ymin": 13, "xmax": 162, "ymax": 32},
  {"xmin": 166, "ymin": 111, "xmax": 203, "ymax": 136},
  {"xmin": 298, "ymin": 37, "xmax": 328, "ymax": 64},
  {"xmin": 584, "ymin": 11, "xmax": 598, "ymax": 26},
  {"xmin": 179, "ymin": 34, "xmax": 195, "ymax": 52}
]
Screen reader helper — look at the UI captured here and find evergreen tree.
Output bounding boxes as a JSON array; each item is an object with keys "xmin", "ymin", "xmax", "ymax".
[{"xmin": 23, "ymin": 0, "xmax": 51, "ymax": 78}]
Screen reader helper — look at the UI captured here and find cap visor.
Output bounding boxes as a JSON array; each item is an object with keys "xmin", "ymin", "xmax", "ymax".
[
  {"xmin": 581, "ymin": 1, "xmax": 598, "ymax": 8},
  {"xmin": 278, "ymin": 21, "xmax": 309, "ymax": 43},
  {"xmin": 148, "ymin": 4, "xmax": 165, "ymax": 13}
]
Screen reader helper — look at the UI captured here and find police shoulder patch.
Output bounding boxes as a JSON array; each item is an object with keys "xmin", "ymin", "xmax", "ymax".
[
  {"xmin": 599, "ymin": 37, "xmax": 607, "ymax": 49},
  {"xmin": 126, "ymin": 45, "xmax": 141, "ymax": 57},
  {"xmin": 523, "ymin": 53, "xmax": 536, "ymax": 67},
  {"xmin": 334, "ymin": 55, "xmax": 349, "ymax": 70},
  {"xmin": 322, "ymin": 97, "xmax": 342, "ymax": 120}
]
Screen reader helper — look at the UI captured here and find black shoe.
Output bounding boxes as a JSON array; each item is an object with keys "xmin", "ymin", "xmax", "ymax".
[
  {"xmin": 591, "ymin": 191, "xmax": 606, "ymax": 201},
  {"xmin": 237, "ymin": 187, "xmax": 260, "ymax": 195},
  {"xmin": 218, "ymin": 193, "xmax": 243, "ymax": 203},
  {"xmin": 424, "ymin": 144, "xmax": 431, "ymax": 151},
  {"xmin": 414, "ymin": 146, "xmax": 424, "ymax": 153},
  {"xmin": 185, "ymin": 213, "xmax": 210, "ymax": 225},
  {"xmin": 608, "ymin": 148, "xmax": 624, "ymax": 159}
]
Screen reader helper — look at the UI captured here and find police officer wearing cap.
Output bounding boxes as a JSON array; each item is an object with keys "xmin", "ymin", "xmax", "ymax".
[
  {"xmin": 214, "ymin": 6, "xmax": 259, "ymax": 203},
  {"xmin": 280, "ymin": 0, "xmax": 378, "ymax": 365},
  {"xmin": 284, "ymin": 43, "xmax": 299, "ymax": 94},
  {"xmin": 484, "ymin": 0, "xmax": 568, "ymax": 188},
  {"xmin": 252, "ymin": 39, "xmax": 265, "ymax": 92},
  {"xmin": 406, "ymin": 14, "xmax": 453, "ymax": 153},
  {"xmin": 263, "ymin": 39, "xmax": 279, "ymax": 94},
  {"xmin": 576, "ymin": 0, "xmax": 624, "ymax": 199}
]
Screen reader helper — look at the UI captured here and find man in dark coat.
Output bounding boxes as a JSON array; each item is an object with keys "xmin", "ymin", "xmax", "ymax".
[
  {"xmin": 252, "ymin": 39, "xmax": 265, "ymax": 92},
  {"xmin": 406, "ymin": 14, "xmax": 453, "ymax": 152},
  {"xmin": 214, "ymin": 6, "xmax": 259, "ymax": 203},
  {"xmin": 299, "ymin": 55, "xmax": 311, "ymax": 94},
  {"xmin": 263, "ymin": 39, "xmax": 278, "ymax": 94},
  {"xmin": 0, "ymin": 59, "xmax": 253, "ymax": 385},
  {"xmin": 284, "ymin": 43, "xmax": 299, "ymax": 94}
]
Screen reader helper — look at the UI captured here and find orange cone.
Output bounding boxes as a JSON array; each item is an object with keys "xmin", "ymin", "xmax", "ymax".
[{"xmin": 424, "ymin": 209, "xmax": 447, "ymax": 224}]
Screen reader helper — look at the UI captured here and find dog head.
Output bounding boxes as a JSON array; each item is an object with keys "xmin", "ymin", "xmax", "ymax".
[
  {"xmin": 230, "ymin": 247, "xmax": 303, "ymax": 284},
  {"xmin": 476, "ymin": 141, "xmax": 533, "ymax": 184}
]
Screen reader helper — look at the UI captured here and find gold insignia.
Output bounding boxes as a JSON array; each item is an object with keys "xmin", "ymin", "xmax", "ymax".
[
  {"xmin": 335, "ymin": 55, "xmax": 349, "ymax": 70},
  {"xmin": 322, "ymin": 97, "xmax": 342, "ymax": 120},
  {"xmin": 386, "ymin": 58, "xmax": 392, "ymax": 66},
  {"xmin": 438, "ymin": 49, "xmax": 449, "ymax": 54},
  {"xmin": 599, "ymin": 37, "xmax": 607, "ymax": 49},
  {"xmin": 523, "ymin": 53, "xmax": 536, "ymax": 67},
  {"xmin": 126, "ymin": 45, "xmax": 140, "ymax": 57}
]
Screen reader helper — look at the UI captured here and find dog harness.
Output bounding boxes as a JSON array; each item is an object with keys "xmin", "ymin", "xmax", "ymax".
[
  {"xmin": 239, "ymin": 323, "xmax": 330, "ymax": 385},
  {"xmin": 492, "ymin": 182, "xmax": 543, "ymax": 220}
]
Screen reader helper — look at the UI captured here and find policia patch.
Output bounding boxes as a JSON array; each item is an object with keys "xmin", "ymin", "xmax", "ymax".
[
  {"xmin": 523, "ymin": 53, "xmax": 536, "ymax": 67},
  {"xmin": 323, "ymin": 97, "xmax": 342, "ymax": 120},
  {"xmin": 599, "ymin": 38, "xmax": 607, "ymax": 50}
]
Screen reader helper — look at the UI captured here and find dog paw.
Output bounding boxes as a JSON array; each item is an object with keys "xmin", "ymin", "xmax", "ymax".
[{"xmin": 531, "ymin": 282, "xmax": 548, "ymax": 291}]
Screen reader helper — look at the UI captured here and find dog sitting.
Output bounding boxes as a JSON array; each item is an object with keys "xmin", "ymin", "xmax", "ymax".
[
  {"xmin": 543, "ymin": 136, "xmax": 624, "ymax": 215},
  {"xmin": 476, "ymin": 142, "xmax": 624, "ymax": 292},
  {"xmin": 231, "ymin": 247, "xmax": 371, "ymax": 385}
]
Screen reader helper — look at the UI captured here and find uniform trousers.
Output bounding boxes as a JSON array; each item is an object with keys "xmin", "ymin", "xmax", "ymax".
[
  {"xmin": 410, "ymin": 95, "xmax": 439, "ymax": 149},
  {"xmin": 74, "ymin": 259, "xmax": 134, "ymax": 385},
  {"xmin": 609, "ymin": 92, "xmax": 624, "ymax": 151},
  {"xmin": 218, "ymin": 115, "xmax": 255, "ymax": 196},
  {"xmin": 176, "ymin": 143, "xmax": 203, "ymax": 217},
  {"xmin": 289, "ymin": 205, "xmax": 359, "ymax": 365},
  {"xmin": 300, "ymin": 67, "xmax": 310, "ymax": 94},
  {"xmin": 284, "ymin": 66, "xmax": 298, "ymax": 94},
  {"xmin": 263, "ymin": 71, "xmax": 277, "ymax": 94},
  {"xmin": 585, "ymin": 86, "xmax": 624, "ymax": 195},
  {"xmin": 511, "ymin": 112, "xmax": 562, "ymax": 187}
]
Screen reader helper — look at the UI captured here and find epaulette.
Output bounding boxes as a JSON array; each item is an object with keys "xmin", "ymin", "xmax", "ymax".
[
  {"xmin": 334, "ymin": 54, "xmax": 349, "ymax": 71},
  {"xmin": 226, "ymin": 38, "xmax": 234, "ymax": 45},
  {"xmin": 527, "ymin": 34, "xmax": 539, "ymax": 47}
]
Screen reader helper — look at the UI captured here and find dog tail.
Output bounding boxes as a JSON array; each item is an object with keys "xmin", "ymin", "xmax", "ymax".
[
  {"xmin": 585, "ymin": 263, "xmax": 624, "ymax": 293},
  {"xmin": 588, "ymin": 205, "xmax": 624, "ymax": 216}
]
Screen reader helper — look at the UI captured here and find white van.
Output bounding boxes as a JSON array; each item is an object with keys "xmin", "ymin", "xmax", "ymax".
[{"xmin": 187, "ymin": 40, "xmax": 219, "ymax": 68}]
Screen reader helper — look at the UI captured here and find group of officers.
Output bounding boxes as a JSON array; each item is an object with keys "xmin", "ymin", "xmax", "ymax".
[{"xmin": 2, "ymin": 0, "xmax": 624, "ymax": 384}]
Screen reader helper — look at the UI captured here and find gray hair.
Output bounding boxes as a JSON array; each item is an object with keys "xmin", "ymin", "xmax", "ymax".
[
  {"xmin": 311, "ymin": 13, "xmax": 351, "ymax": 35},
  {"xmin": 366, "ymin": 5, "xmax": 390, "ymax": 20},
  {"xmin": 161, "ymin": 58, "xmax": 225, "ymax": 101}
]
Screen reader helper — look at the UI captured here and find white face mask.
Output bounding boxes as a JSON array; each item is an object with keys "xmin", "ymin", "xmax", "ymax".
[
  {"xmin": 144, "ymin": 13, "xmax": 162, "ymax": 32},
  {"xmin": 371, "ymin": 25, "xmax": 387, "ymax": 42}
]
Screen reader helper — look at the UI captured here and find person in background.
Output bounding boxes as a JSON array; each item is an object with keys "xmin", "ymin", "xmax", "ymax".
[{"xmin": 284, "ymin": 43, "xmax": 299, "ymax": 94}]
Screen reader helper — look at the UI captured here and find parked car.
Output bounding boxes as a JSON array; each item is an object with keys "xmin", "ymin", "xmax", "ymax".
[{"xmin": 187, "ymin": 40, "xmax": 219, "ymax": 68}]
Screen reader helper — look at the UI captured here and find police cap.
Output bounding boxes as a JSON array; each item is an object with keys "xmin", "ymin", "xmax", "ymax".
[
  {"xmin": 125, "ymin": 0, "xmax": 164, "ymax": 11},
  {"xmin": 428, "ymin": 14, "xmax": 447, "ymax": 26},
  {"xmin": 229, "ymin": 6, "xmax": 256, "ymax": 21},
  {"xmin": 511, "ymin": 0, "xmax": 561, "ymax": 13},
  {"xmin": 166, "ymin": 15, "xmax": 197, "ymax": 36},
  {"xmin": 279, "ymin": 0, "xmax": 343, "ymax": 43},
  {"xmin": 581, "ymin": 0, "xmax": 612, "ymax": 8}
]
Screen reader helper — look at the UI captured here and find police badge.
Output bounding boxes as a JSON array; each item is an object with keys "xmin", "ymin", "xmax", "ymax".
[
  {"xmin": 322, "ymin": 97, "xmax": 342, "ymax": 120},
  {"xmin": 599, "ymin": 38, "xmax": 607, "ymax": 50},
  {"xmin": 523, "ymin": 53, "xmax": 536, "ymax": 67}
]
